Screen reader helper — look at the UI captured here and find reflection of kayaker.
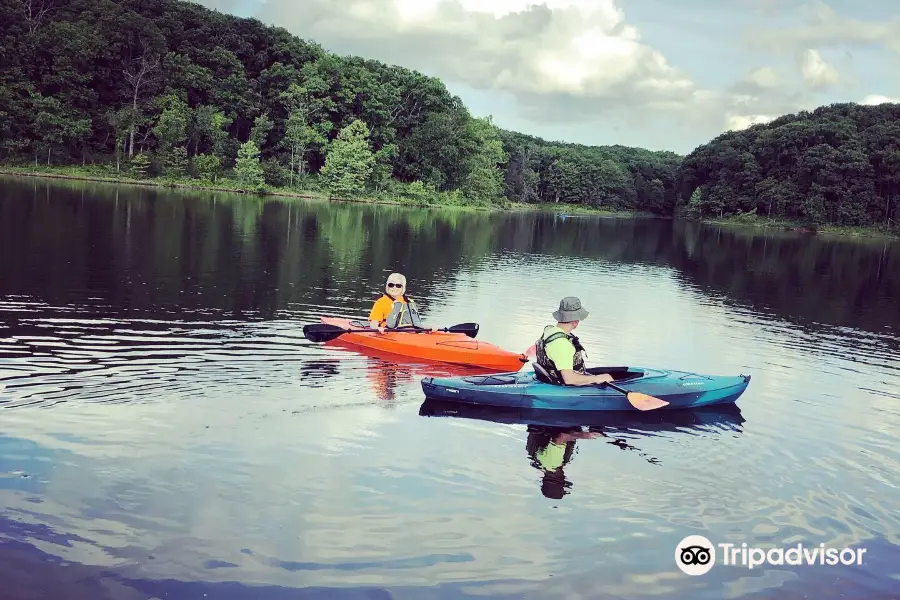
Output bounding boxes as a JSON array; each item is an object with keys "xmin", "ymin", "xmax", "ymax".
[
  {"xmin": 367, "ymin": 273, "xmax": 436, "ymax": 333},
  {"xmin": 526, "ymin": 426, "xmax": 657, "ymax": 499},
  {"xmin": 527, "ymin": 427, "xmax": 599, "ymax": 499}
]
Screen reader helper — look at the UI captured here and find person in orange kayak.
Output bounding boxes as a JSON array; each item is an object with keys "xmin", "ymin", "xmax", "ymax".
[
  {"xmin": 368, "ymin": 273, "xmax": 435, "ymax": 333},
  {"xmin": 534, "ymin": 296, "xmax": 614, "ymax": 386}
]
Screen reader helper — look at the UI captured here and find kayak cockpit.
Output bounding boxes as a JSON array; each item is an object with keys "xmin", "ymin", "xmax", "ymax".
[{"xmin": 531, "ymin": 364, "xmax": 649, "ymax": 386}]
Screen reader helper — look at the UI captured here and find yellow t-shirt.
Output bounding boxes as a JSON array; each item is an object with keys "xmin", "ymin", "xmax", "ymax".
[
  {"xmin": 543, "ymin": 325, "xmax": 576, "ymax": 371},
  {"xmin": 368, "ymin": 295, "xmax": 407, "ymax": 326}
]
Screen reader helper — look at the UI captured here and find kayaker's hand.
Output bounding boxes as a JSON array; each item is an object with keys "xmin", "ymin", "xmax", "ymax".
[
  {"xmin": 594, "ymin": 373, "xmax": 614, "ymax": 384},
  {"xmin": 377, "ymin": 326, "xmax": 386, "ymax": 334},
  {"xmin": 430, "ymin": 327, "xmax": 438, "ymax": 333}
]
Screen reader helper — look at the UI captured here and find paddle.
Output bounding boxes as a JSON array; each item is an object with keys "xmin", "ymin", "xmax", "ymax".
[
  {"xmin": 601, "ymin": 380, "xmax": 669, "ymax": 411},
  {"xmin": 303, "ymin": 322, "xmax": 480, "ymax": 343}
]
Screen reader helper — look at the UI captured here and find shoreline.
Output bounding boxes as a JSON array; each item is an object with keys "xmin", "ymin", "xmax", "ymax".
[
  {"xmin": 701, "ymin": 215, "xmax": 899, "ymax": 242},
  {"xmin": 0, "ymin": 167, "xmax": 324, "ymax": 201},
  {"xmin": 7, "ymin": 167, "xmax": 891, "ymax": 240},
  {"xmin": 0, "ymin": 167, "xmax": 641, "ymax": 218}
]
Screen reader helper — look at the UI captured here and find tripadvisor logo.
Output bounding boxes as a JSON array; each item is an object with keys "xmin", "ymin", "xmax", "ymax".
[
  {"xmin": 675, "ymin": 535, "xmax": 715, "ymax": 575},
  {"xmin": 674, "ymin": 535, "xmax": 868, "ymax": 575}
]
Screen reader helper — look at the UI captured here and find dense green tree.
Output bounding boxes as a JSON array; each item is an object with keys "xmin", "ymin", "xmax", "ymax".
[
  {"xmin": 193, "ymin": 153, "xmax": 221, "ymax": 182},
  {"xmin": 234, "ymin": 140, "xmax": 264, "ymax": 189},
  {"xmin": 462, "ymin": 116, "xmax": 507, "ymax": 202},
  {"xmin": 249, "ymin": 112, "xmax": 274, "ymax": 150},
  {"xmin": 320, "ymin": 119, "xmax": 376, "ymax": 198}
]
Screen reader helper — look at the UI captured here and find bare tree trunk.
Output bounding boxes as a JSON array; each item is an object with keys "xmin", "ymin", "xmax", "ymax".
[
  {"xmin": 123, "ymin": 51, "xmax": 159, "ymax": 158},
  {"xmin": 22, "ymin": 0, "xmax": 56, "ymax": 34}
]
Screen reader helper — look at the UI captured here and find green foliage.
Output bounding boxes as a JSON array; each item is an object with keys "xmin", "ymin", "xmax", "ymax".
[
  {"xmin": 677, "ymin": 103, "xmax": 900, "ymax": 228},
  {"xmin": 154, "ymin": 95, "xmax": 190, "ymax": 154},
  {"xmin": 234, "ymin": 141, "xmax": 265, "ymax": 190},
  {"xmin": 320, "ymin": 119, "xmax": 375, "ymax": 198},
  {"xmin": 250, "ymin": 113, "xmax": 274, "ymax": 150},
  {"xmin": 193, "ymin": 153, "xmax": 221, "ymax": 182},
  {"xmin": 462, "ymin": 117, "xmax": 507, "ymax": 203},
  {"xmin": 283, "ymin": 109, "xmax": 320, "ymax": 176},
  {"xmin": 404, "ymin": 180, "xmax": 431, "ymax": 202},
  {"xmin": 130, "ymin": 153, "xmax": 151, "ymax": 179},
  {"xmin": 371, "ymin": 143, "xmax": 398, "ymax": 191},
  {"xmin": 190, "ymin": 105, "xmax": 233, "ymax": 158},
  {"xmin": 498, "ymin": 130, "xmax": 681, "ymax": 213},
  {"xmin": 32, "ymin": 95, "xmax": 92, "ymax": 164},
  {"xmin": 262, "ymin": 157, "xmax": 290, "ymax": 187},
  {"xmin": 164, "ymin": 147, "xmax": 188, "ymax": 178}
]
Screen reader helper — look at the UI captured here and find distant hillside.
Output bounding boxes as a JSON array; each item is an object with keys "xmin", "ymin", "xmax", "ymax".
[
  {"xmin": 0, "ymin": 0, "xmax": 681, "ymax": 213},
  {"xmin": 677, "ymin": 103, "xmax": 900, "ymax": 228}
]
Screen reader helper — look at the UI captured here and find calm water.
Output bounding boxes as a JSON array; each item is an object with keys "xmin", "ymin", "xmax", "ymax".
[{"xmin": 0, "ymin": 175, "xmax": 898, "ymax": 600}]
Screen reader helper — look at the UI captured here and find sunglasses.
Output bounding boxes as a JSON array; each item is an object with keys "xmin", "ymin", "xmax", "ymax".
[{"xmin": 387, "ymin": 283, "xmax": 403, "ymax": 288}]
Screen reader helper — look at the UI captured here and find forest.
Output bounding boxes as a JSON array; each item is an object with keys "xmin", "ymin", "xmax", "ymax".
[
  {"xmin": 0, "ymin": 0, "xmax": 897, "ymax": 229},
  {"xmin": 679, "ymin": 103, "xmax": 900, "ymax": 229}
]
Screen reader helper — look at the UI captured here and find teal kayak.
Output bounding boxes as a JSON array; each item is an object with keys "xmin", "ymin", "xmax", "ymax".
[{"xmin": 420, "ymin": 365, "xmax": 751, "ymax": 412}]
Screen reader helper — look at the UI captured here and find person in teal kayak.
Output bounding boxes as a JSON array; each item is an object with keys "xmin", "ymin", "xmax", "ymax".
[
  {"xmin": 368, "ymin": 272, "xmax": 435, "ymax": 333},
  {"xmin": 534, "ymin": 296, "xmax": 614, "ymax": 386}
]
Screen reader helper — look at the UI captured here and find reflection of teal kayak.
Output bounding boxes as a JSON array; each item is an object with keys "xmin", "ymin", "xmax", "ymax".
[
  {"xmin": 420, "ymin": 366, "xmax": 751, "ymax": 412},
  {"xmin": 419, "ymin": 397, "xmax": 745, "ymax": 431}
]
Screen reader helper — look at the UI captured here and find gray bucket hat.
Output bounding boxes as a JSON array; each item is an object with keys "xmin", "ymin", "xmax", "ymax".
[{"xmin": 553, "ymin": 296, "xmax": 589, "ymax": 322}]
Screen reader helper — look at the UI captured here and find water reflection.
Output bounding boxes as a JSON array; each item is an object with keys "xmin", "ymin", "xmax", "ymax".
[
  {"xmin": 2, "ymin": 176, "xmax": 899, "ymax": 599},
  {"xmin": 326, "ymin": 339, "xmax": 501, "ymax": 403},
  {"xmin": 2, "ymin": 175, "xmax": 898, "ymax": 339},
  {"xmin": 419, "ymin": 399, "xmax": 745, "ymax": 499}
]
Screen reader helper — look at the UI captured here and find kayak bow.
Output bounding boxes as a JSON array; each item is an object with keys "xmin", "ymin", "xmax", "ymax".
[{"xmin": 318, "ymin": 317, "xmax": 529, "ymax": 371}]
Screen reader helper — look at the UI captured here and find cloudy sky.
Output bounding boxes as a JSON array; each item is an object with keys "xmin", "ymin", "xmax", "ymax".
[{"xmin": 198, "ymin": 0, "xmax": 900, "ymax": 153}]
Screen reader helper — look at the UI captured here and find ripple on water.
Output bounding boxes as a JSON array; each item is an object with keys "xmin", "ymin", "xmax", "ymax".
[{"xmin": 1, "ymin": 210, "xmax": 900, "ymax": 598}]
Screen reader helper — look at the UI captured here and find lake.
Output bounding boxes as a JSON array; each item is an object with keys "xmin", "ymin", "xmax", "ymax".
[{"xmin": 0, "ymin": 175, "xmax": 898, "ymax": 600}]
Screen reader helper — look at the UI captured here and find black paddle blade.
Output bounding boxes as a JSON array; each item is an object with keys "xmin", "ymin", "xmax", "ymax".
[
  {"xmin": 303, "ymin": 323, "xmax": 348, "ymax": 343},
  {"xmin": 445, "ymin": 323, "xmax": 479, "ymax": 338}
]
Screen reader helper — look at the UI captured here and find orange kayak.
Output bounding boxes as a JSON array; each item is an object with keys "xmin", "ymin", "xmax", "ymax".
[{"xmin": 320, "ymin": 317, "xmax": 528, "ymax": 371}]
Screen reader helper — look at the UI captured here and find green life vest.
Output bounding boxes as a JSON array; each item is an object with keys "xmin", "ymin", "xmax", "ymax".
[{"xmin": 535, "ymin": 327, "xmax": 586, "ymax": 385}]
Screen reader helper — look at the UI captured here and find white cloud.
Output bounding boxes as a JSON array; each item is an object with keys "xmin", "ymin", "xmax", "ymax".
[
  {"xmin": 800, "ymin": 49, "xmax": 839, "ymax": 88},
  {"xmin": 748, "ymin": 66, "xmax": 780, "ymax": 89},
  {"xmin": 860, "ymin": 94, "xmax": 897, "ymax": 105},
  {"xmin": 205, "ymin": 0, "xmax": 706, "ymax": 118},
  {"xmin": 751, "ymin": 0, "xmax": 900, "ymax": 52},
  {"xmin": 725, "ymin": 114, "xmax": 776, "ymax": 131},
  {"xmin": 195, "ymin": 0, "xmax": 900, "ymax": 150}
]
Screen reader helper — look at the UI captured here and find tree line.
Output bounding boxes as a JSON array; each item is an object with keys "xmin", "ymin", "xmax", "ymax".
[
  {"xmin": 677, "ymin": 103, "xmax": 900, "ymax": 228},
  {"xmin": 0, "ymin": 0, "xmax": 682, "ymax": 211},
  {"xmin": 0, "ymin": 0, "xmax": 897, "ymax": 228}
]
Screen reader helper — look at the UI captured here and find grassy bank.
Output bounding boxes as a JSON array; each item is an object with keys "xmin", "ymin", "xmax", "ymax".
[
  {"xmin": 701, "ymin": 212, "xmax": 899, "ymax": 241},
  {"xmin": 0, "ymin": 164, "xmax": 324, "ymax": 200},
  {"xmin": 0, "ymin": 164, "xmax": 644, "ymax": 218},
  {"xmin": 0, "ymin": 163, "xmax": 503, "ymax": 211}
]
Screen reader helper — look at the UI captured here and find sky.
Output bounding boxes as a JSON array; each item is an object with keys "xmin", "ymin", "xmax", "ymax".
[{"xmin": 197, "ymin": 0, "xmax": 900, "ymax": 154}]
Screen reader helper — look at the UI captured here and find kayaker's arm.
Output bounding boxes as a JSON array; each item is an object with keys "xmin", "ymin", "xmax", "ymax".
[{"xmin": 559, "ymin": 369, "xmax": 614, "ymax": 386}]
